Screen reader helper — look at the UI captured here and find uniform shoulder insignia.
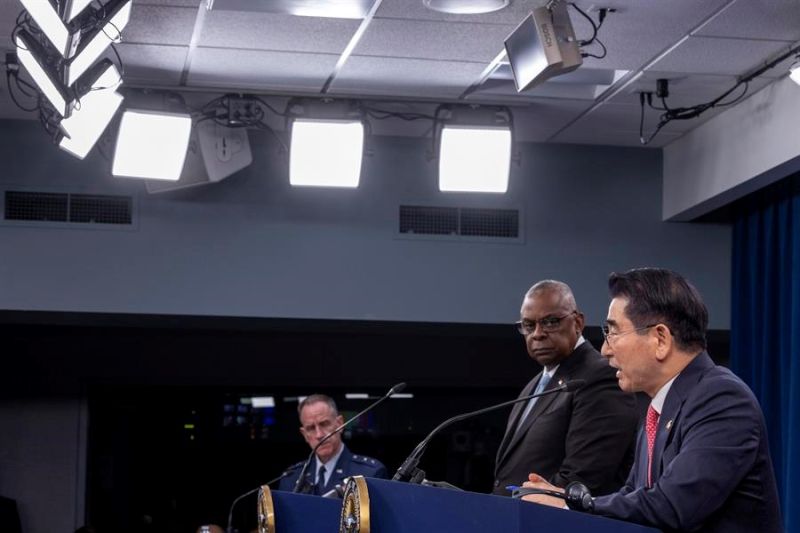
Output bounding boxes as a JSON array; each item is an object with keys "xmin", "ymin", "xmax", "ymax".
[{"xmin": 352, "ymin": 454, "xmax": 378, "ymax": 466}]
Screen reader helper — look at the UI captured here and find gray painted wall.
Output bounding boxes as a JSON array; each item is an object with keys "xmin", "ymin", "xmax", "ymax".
[
  {"xmin": 0, "ymin": 119, "xmax": 731, "ymax": 327},
  {"xmin": 663, "ymin": 76, "xmax": 800, "ymax": 221}
]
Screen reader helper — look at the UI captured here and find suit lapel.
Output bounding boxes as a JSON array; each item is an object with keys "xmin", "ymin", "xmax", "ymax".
[
  {"xmin": 650, "ymin": 352, "xmax": 713, "ymax": 485},
  {"xmin": 497, "ymin": 377, "xmax": 538, "ymax": 464},
  {"xmin": 324, "ymin": 445, "xmax": 351, "ymax": 493}
]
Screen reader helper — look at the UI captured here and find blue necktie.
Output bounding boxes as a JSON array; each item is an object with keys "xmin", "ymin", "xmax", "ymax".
[
  {"xmin": 315, "ymin": 464, "xmax": 327, "ymax": 494},
  {"xmin": 514, "ymin": 372, "xmax": 551, "ymax": 436}
]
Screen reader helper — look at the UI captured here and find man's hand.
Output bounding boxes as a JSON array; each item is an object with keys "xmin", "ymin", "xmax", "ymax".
[{"xmin": 520, "ymin": 473, "xmax": 566, "ymax": 508}]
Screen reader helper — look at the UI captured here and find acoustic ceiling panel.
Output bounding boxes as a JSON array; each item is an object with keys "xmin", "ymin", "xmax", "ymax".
[
  {"xmin": 329, "ymin": 56, "xmax": 488, "ymax": 98},
  {"xmin": 197, "ymin": 10, "xmax": 360, "ymax": 54},
  {"xmin": 116, "ymin": 43, "xmax": 188, "ymax": 85},
  {"xmin": 551, "ymin": 126, "xmax": 681, "ymax": 148},
  {"xmin": 188, "ymin": 48, "xmax": 339, "ymax": 91},
  {"xmin": 352, "ymin": 18, "xmax": 515, "ymax": 62},
  {"xmin": 123, "ymin": 5, "xmax": 199, "ymax": 46},
  {"xmin": 648, "ymin": 36, "xmax": 791, "ymax": 76},
  {"xmin": 695, "ymin": 0, "xmax": 800, "ymax": 42}
]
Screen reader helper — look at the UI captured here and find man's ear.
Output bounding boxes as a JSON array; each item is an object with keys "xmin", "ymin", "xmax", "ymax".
[
  {"xmin": 653, "ymin": 324, "xmax": 673, "ymax": 361},
  {"xmin": 336, "ymin": 414, "xmax": 344, "ymax": 426},
  {"xmin": 574, "ymin": 312, "xmax": 586, "ymax": 335}
]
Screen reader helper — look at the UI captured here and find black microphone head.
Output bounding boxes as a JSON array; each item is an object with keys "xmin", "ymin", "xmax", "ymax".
[
  {"xmin": 390, "ymin": 382, "xmax": 407, "ymax": 394},
  {"xmin": 564, "ymin": 379, "xmax": 587, "ymax": 392}
]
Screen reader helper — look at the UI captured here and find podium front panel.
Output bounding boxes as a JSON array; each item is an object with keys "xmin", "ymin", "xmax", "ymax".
[{"xmin": 271, "ymin": 490, "xmax": 340, "ymax": 533}]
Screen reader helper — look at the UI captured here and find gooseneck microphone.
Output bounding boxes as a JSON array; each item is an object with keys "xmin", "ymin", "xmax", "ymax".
[
  {"xmin": 292, "ymin": 382, "xmax": 407, "ymax": 493},
  {"xmin": 511, "ymin": 481, "xmax": 595, "ymax": 512},
  {"xmin": 392, "ymin": 379, "xmax": 586, "ymax": 483},
  {"xmin": 226, "ymin": 470, "xmax": 291, "ymax": 533}
]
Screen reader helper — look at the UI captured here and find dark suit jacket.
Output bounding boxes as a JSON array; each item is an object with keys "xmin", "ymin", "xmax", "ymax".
[
  {"xmin": 278, "ymin": 444, "xmax": 388, "ymax": 494},
  {"xmin": 593, "ymin": 352, "xmax": 783, "ymax": 532},
  {"xmin": 493, "ymin": 341, "xmax": 639, "ymax": 496}
]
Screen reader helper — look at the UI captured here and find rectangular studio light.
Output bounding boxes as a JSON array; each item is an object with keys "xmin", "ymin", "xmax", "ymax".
[
  {"xmin": 64, "ymin": 0, "xmax": 132, "ymax": 86},
  {"xmin": 14, "ymin": 30, "xmax": 71, "ymax": 116},
  {"xmin": 438, "ymin": 126, "xmax": 511, "ymax": 193},
  {"xmin": 19, "ymin": 0, "xmax": 76, "ymax": 57},
  {"xmin": 58, "ymin": 61, "xmax": 123, "ymax": 159},
  {"xmin": 251, "ymin": 396, "xmax": 276, "ymax": 408},
  {"xmin": 112, "ymin": 110, "xmax": 192, "ymax": 180},
  {"xmin": 290, "ymin": 119, "xmax": 364, "ymax": 188}
]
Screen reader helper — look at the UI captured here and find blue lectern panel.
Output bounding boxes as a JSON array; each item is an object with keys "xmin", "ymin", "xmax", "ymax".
[
  {"xmin": 364, "ymin": 478, "xmax": 660, "ymax": 533},
  {"xmin": 271, "ymin": 490, "xmax": 340, "ymax": 533}
]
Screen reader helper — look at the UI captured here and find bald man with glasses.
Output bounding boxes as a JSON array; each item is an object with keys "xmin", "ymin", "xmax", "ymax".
[{"xmin": 492, "ymin": 280, "xmax": 639, "ymax": 496}]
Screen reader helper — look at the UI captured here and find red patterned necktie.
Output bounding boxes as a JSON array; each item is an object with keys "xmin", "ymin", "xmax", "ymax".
[{"xmin": 645, "ymin": 405, "xmax": 660, "ymax": 488}]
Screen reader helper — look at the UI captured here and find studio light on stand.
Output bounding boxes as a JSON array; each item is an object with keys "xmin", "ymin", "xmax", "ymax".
[{"xmin": 435, "ymin": 106, "xmax": 513, "ymax": 193}]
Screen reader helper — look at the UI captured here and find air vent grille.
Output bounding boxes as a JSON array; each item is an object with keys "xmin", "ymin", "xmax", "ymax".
[
  {"xmin": 460, "ymin": 207, "xmax": 518, "ymax": 238},
  {"xmin": 4, "ymin": 191, "xmax": 133, "ymax": 226},
  {"xmin": 5, "ymin": 191, "xmax": 68, "ymax": 222},
  {"xmin": 400, "ymin": 206, "xmax": 458, "ymax": 235},
  {"xmin": 399, "ymin": 205, "xmax": 520, "ymax": 239}
]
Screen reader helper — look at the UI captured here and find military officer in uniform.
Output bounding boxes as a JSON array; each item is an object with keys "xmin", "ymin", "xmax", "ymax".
[{"xmin": 278, "ymin": 394, "xmax": 388, "ymax": 495}]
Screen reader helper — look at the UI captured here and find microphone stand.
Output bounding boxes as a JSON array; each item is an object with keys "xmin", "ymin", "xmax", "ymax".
[
  {"xmin": 292, "ymin": 382, "xmax": 406, "ymax": 493},
  {"xmin": 393, "ymin": 379, "xmax": 585, "ymax": 484}
]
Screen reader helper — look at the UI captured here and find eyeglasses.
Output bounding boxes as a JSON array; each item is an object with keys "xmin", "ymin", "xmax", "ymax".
[
  {"xmin": 515, "ymin": 311, "xmax": 577, "ymax": 335},
  {"xmin": 601, "ymin": 324, "xmax": 658, "ymax": 345}
]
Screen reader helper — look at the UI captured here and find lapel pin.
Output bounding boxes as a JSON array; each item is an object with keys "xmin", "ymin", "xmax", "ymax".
[
  {"xmin": 558, "ymin": 379, "xmax": 564, "ymax": 386},
  {"xmin": 665, "ymin": 419, "xmax": 673, "ymax": 431},
  {"xmin": 336, "ymin": 469, "xmax": 343, "ymax": 474}
]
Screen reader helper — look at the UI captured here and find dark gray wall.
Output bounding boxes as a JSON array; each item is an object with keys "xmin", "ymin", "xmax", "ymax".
[{"xmin": 0, "ymin": 119, "xmax": 731, "ymax": 327}]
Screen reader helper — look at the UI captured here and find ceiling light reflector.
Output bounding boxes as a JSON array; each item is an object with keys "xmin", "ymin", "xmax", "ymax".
[
  {"xmin": 438, "ymin": 126, "xmax": 511, "ymax": 193},
  {"xmin": 59, "ymin": 62, "xmax": 123, "ymax": 159},
  {"xmin": 19, "ymin": 0, "xmax": 75, "ymax": 57},
  {"xmin": 113, "ymin": 110, "xmax": 192, "ymax": 180},
  {"xmin": 64, "ymin": 0, "xmax": 132, "ymax": 85},
  {"xmin": 790, "ymin": 59, "xmax": 800, "ymax": 86},
  {"xmin": 290, "ymin": 119, "xmax": 364, "ymax": 188},
  {"xmin": 14, "ymin": 30, "xmax": 71, "ymax": 116}
]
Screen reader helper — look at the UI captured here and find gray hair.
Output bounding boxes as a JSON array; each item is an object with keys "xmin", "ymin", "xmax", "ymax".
[
  {"xmin": 297, "ymin": 394, "xmax": 339, "ymax": 418},
  {"xmin": 525, "ymin": 279, "xmax": 578, "ymax": 310}
]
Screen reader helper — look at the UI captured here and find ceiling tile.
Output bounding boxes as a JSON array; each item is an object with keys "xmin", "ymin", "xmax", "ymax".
[
  {"xmin": 125, "ymin": 5, "xmax": 198, "ymax": 46},
  {"xmin": 352, "ymin": 18, "xmax": 514, "ymax": 62},
  {"xmin": 373, "ymin": 0, "xmax": 545, "ymax": 25},
  {"xmin": 647, "ymin": 36, "xmax": 791, "ymax": 76},
  {"xmin": 695, "ymin": 0, "xmax": 800, "ymax": 42},
  {"xmin": 188, "ymin": 48, "xmax": 339, "ymax": 91},
  {"xmin": 116, "ymin": 43, "xmax": 188, "ymax": 85},
  {"xmin": 329, "ymin": 56, "xmax": 488, "ymax": 98},
  {"xmin": 508, "ymin": 99, "xmax": 594, "ymax": 142},
  {"xmin": 608, "ymin": 71, "xmax": 776, "ymax": 108},
  {"xmin": 197, "ymin": 11, "xmax": 360, "ymax": 54}
]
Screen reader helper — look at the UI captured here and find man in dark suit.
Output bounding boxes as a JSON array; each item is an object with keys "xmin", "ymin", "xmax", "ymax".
[
  {"xmin": 522, "ymin": 268, "xmax": 782, "ymax": 532},
  {"xmin": 278, "ymin": 394, "xmax": 387, "ymax": 495},
  {"xmin": 493, "ymin": 280, "xmax": 639, "ymax": 496}
]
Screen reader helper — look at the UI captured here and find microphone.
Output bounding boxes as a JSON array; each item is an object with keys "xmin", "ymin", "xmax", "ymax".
[
  {"xmin": 511, "ymin": 481, "xmax": 595, "ymax": 512},
  {"xmin": 226, "ymin": 470, "xmax": 291, "ymax": 533},
  {"xmin": 392, "ymin": 379, "xmax": 585, "ymax": 483},
  {"xmin": 292, "ymin": 382, "xmax": 407, "ymax": 493}
]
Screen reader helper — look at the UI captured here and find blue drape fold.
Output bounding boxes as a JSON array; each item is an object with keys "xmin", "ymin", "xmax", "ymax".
[{"xmin": 731, "ymin": 175, "xmax": 800, "ymax": 533}]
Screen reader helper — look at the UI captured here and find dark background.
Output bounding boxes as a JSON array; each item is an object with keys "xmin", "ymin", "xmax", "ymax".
[{"xmin": 1, "ymin": 312, "xmax": 729, "ymax": 532}]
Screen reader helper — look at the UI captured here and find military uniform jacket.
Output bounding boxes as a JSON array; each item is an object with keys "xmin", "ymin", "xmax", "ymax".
[{"xmin": 277, "ymin": 444, "xmax": 388, "ymax": 494}]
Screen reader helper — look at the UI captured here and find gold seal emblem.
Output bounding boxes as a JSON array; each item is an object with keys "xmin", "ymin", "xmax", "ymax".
[
  {"xmin": 257, "ymin": 485, "xmax": 275, "ymax": 533},
  {"xmin": 340, "ymin": 476, "xmax": 370, "ymax": 533}
]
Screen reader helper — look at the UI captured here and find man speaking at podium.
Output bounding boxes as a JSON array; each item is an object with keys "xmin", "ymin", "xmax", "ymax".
[
  {"xmin": 521, "ymin": 269, "xmax": 782, "ymax": 532},
  {"xmin": 493, "ymin": 280, "xmax": 639, "ymax": 496},
  {"xmin": 279, "ymin": 394, "xmax": 388, "ymax": 495}
]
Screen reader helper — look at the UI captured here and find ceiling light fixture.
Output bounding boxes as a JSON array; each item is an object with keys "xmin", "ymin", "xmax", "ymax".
[
  {"xmin": 112, "ymin": 110, "xmax": 192, "ymax": 180},
  {"xmin": 436, "ymin": 106, "xmax": 513, "ymax": 193},
  {"xmin": 58, "ymin": 60, "xmax": 123, "ymax": 159},
  {"xmin": 423, "ymin": 0, "xmax": 508, "ymax": 15},
  {"xmin": 790, "ymin": 57, "xmax": 800, "ymax": 86},
  {"xmin": 63, "ymin": 0, "xmax": 132, "ymax": 86},
  {"xmin": 290, "ymin": 118, "xmax": 365, "ymax": 188}
]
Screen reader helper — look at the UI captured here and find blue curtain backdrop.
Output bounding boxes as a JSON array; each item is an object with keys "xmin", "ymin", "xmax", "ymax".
[{"xmin": 731, "ymin": 173, "xmax": 800, "ymax": 532}]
